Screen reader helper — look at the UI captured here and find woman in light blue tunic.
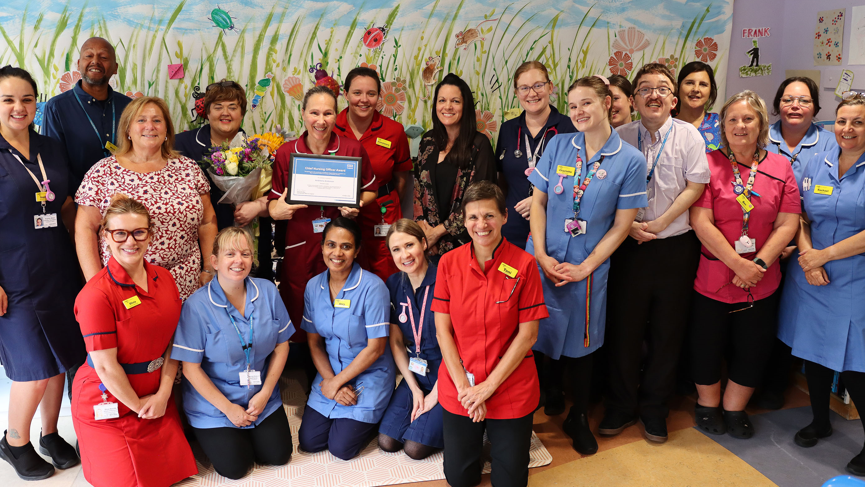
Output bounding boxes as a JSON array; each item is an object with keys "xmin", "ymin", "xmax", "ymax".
[
  {"xmin": 778, "ymin": 95, "xmax": 865, "ymax": 476},
  {"xmin": 297, "ymin": 217, "xmax": 394, "ymax": 461},
  {"xmin": 527, "ymin": 76, "xmax": 647, "ymax": 454}
]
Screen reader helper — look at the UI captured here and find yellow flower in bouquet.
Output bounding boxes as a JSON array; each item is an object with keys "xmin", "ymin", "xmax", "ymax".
[{"xmin": 251, "ymin": 132, "xmax": 285, "ymax": 157}]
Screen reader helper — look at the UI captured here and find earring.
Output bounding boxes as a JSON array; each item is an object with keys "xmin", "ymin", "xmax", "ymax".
[
  {"xmin": 165, "ymin": 137, "xmax": 168, "ymax": 141},
  {"xmin": 127, "ymin": 136, "xmax": 131, "ymax": 140}
]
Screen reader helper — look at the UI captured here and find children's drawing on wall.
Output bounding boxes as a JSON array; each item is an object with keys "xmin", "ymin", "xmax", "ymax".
[
  {"xmin": 739, "ymin": 39, "xmax": 771, "ymax": 77},
  {"xmin": 0, "ymin": 0, "xmax": 735, "ymax": 135},
  {"xmin": 814, "ymin": 8, "xmax": 845, "ymax": 66},
  {"xmin": 849, "ymin": 6, "xmax": 865, "ymax": 65}
]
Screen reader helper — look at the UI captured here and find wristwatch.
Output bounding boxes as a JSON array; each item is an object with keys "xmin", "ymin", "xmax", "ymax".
[{"xmin": 753, "ymin": 257, "xmax": 768, "ymax": 270}]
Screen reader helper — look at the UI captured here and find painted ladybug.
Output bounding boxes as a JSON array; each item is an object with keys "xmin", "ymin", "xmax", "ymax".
[
  {"xmin": 309, "ymin": 63, "xmax": 340, "ymax": 96},
  {"xmin": 362, "ymin": 25, "xmax": 388, "ymax": 50},
  {"xmin": 191, "ymin": 85, "xmax": 206, "ymax": 123}
]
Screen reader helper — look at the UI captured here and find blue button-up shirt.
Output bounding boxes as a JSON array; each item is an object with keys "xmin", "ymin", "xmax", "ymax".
[
  {"xmin": 303, "ymin": 263, "xmax": 394, "ymax": 423},
  {"xmin": 41, "ymin": 81, "xmax": 131, "ymax": 190},
  {"xmin": 171, "ymin": 277, "xmax": 294, "ymax": 429},
  {"xmin": 768, "ymin": 121, "xmax": 838, "ymax": 185}
]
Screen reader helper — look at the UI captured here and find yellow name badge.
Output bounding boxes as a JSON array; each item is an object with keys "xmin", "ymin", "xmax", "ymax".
[
  {"xmin": 556, "ymin": 165, "xmax": 576, "ymax": 177},
  {"xmin": 814, "ymin": 185, "xmax": 834, "ymax": 195},
  {"xmin": 498, "ymin": 262, "xmax": 518, "ymax": 278},
  {"xmin": 105, "ymin": 141, "xmax": 118, "ymax": 152},
  {"xmin": 122, "ymin": 295, "xmax": 142, "ymax": 309},
  {"xmin": 35, "ymin": 192, "xmax": 47, "ymax": 202},
  {"xmin": 736, "ymin": 193, "xmax": 754, "ymax": 212},
  {"xmin": 334, "ymin": 299, "xmax": 351, "ymax": 308},
  {"xmin": 376, "ymin": 137, "xmax": 392, "ymax": 149}
]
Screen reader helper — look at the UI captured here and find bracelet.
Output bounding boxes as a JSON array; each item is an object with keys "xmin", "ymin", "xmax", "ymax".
[{"xmin": 753, "ymin": 257, "xmax": 768, "ymax": 270}]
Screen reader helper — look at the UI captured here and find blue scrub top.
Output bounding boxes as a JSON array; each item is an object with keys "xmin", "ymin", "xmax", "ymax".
[
  {"xmin": 767, "ymin": 121, "xmax": 838, "ymax": 184},
  {"xmin": 171, "ymin": 277, "xmax": 295, "ymax": 429},
  {"xmin": 526, "ymin": 130, "xmax": 647, "ymax": 359},
  {"xmin": 779, "ymin": 149, "xmax": 865, "ymax": 373},
  {"xmin": 41, "ymin": 81, "xmax": 131, "ymax": 191},
  {"xmin": 496, "ymin": 107, "xmax": 576, "ymax": 250},
  {"xmin": 303, "ymin": 263, "xmax": 395, "ymax": 423}
]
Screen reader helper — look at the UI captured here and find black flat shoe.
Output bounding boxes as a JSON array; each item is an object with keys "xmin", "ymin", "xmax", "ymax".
[
  {"xmin": 598, "ymin": 411, "xmax": 637, "ymax": 437},
  {"xmin": 562, "ymin": 411, "xmax": 598, "ymax": 455},
  {"xmin": 723, "ymin": 410, "xmax": 754, "ymax": 439},
  {"xmin": 0, "ymin": 432, "xmax": 54, "ymax": 481},
  {"xmin": 695, "ymin": 405, "xmax": 726, "ymax": 435},
  {"xmin": 544, "ymin": 388, "xmax": 566, "ymax": 416},
  {"xmin": 848, "ymin": 451, "xmax": 865, "ymax": 476},
  {"xmin": 38, "ymin": 432, "xmax": 80, "ymax": 469},
  {"xmin": 794, "ymin": 423, "xmax": 832, "ymax": 448},
  {"xmin": 640, "ymin": 416, "xmax": 668, "ymax": 443}
]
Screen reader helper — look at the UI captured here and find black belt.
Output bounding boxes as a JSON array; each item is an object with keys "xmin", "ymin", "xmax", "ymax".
[
  {"xmin": 378, "ymin": 181, "xmax": 395, "ymax": 197},
  {"xmin": 86, "ymin": 354, "xmax": 164, "ymax": 374}
]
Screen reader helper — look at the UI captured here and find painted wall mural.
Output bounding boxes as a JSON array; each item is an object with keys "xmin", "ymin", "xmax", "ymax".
[{"xmin": 0, "ymin": 0, "xmax": 733, "ymax": 138}]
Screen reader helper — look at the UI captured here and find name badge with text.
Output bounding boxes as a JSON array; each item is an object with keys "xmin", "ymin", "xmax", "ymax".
[
  {"xmin": 334, "ymin": 299, "xmax": 351, "ymax": 308},
  {"xmin": 498, "ymin": 262, "xmax": 518, "ymax": 278},
  {"xmin": 556, "ymin": 165, "xmax": 576, "ymax": 177},
  {"xmin": 376, "ymin": 138, "xmax": 392, "ymax": 149},
  {"xmin": 814, "ymin": 185, "xmax": 834, "ymax": 195},
  {"xmin": 123, "ymin": 296, "xmax": 142, "ymax": 309}
]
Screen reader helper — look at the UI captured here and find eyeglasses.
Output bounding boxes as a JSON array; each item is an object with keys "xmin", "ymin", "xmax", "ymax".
[
  {"xmin": 206, "ymin": 80, "xmax": 241, "ymax": 91},
  {"xmin": 780, "ymin": 96, "xmax": 813, "ymax": 107},
  {"xmin": 496, "ymin": 276, "xmax": 521, "ymax": 304},
  {"xmin": 728, "ymin": 291, "xmax": 754, "ymax": 314},
  {"xmin": 842, "ymin": 91, "xmax": 865, "ymax": 101},
  {"xmin": 516, "ymin": 82, "xmax": 549, "ymax": 95},
  {"xmin": 635, "ymin": 86, "xmax": 672, "ymax": 97},
  {"xmin": 104, "ymin": 228, "xmax": 150, "ymax": 243}
]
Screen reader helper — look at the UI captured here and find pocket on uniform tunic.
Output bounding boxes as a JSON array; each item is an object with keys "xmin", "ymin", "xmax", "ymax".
[
  {"xmin": 0, "ymin": 245, "xmax": 29, "ymax": 293},
  {"xmin": 204, "ymin": 328, "xmax": 235, "ymax": 365},
  {"xmin": 535, "ymin": 305, "xmax": 569, "ymax": 359},
  {"xmin": 348, "ymin": 314, "xmax": 367, "ymax": 349}
]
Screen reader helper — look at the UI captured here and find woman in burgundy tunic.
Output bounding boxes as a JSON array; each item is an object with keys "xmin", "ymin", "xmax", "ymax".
[{"xmin": 72, "ymin": 195, "xmax": 197, "ymax": 487}]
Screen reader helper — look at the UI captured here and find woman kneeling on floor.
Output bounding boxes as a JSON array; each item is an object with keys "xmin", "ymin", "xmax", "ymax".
[{"xmin": 172, "ymin": 226, "xmax": 294, "ymax": 479}]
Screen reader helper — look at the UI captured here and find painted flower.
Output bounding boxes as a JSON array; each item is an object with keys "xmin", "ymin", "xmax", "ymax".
[
  {"xmin": 360, "ymin": 62, "xmax": 378, "ymax": 73},
  {"xmin": 376, "ymin": 81, "xmax": 406, "ymax": 118},
  {"xmin": 125, "ymin": 91, "xmax": 144, "ymax": 99},
  {"xmin": 694, "ymin": 37, "xmax": 718, "ymax": 63},
  {"xmin": 658, "ymin": 54, "xmax": 678, "ymax": 77},
  {"xmin": 835, "ymin": 41, "xmax": 840, "ymax": 48},
  {"xmin": 817, "ymin": 52, "xmax": 823, "ymax": 59},
  {"xmin": 608, "ymin": 51, "xmax": 632, "ymax": 76},
  {"xmin": 819, "ymin": 16, "xmax": 824, "ymax": 23},
  {"xmin": 282, "ymin": 76, "xmax": 304, "ymax": 102},
  {"xmin": 837, "ymin": 53, "xmax": 843, "ymax": 62},
  {"xmin": 395, "ymin": 76, "xmax": 407, "ymax": 92},
  {"xmin": 827, "ymin": 51, "xmax": 832, "ymax": 60},
  {"xmin": 59, "ymin": 70, "xmax": 81, "ymax": 92},
  {"xmin": 475, "ymin": 109, "xmax": 497, "ymax": 140},
  {"xmin": 816, "ymin": 33, "xmax": 822, "ymax": 40},
  {"xmin": 612, "ymin": 27, "xmax": 650, "ymax": 55}
]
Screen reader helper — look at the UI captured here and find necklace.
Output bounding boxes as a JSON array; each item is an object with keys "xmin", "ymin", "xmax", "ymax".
[{"xmin": 329, "ymin": 278, "xmax": 345, "ymax": 300}]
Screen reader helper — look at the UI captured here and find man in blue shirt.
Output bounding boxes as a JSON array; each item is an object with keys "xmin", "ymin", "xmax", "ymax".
[{"xmin": 42, "ymin": 37, "xmax": 131, "ymax": 192}]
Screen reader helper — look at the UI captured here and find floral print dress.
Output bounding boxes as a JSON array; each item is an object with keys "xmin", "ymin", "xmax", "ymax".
[
  {"xmin": 413, "ymin": 131, "xmax": 496, "ymax": 255},
  {"xmin": 76, "ymin": 155, "xmax": 210, "ymax": 300}
]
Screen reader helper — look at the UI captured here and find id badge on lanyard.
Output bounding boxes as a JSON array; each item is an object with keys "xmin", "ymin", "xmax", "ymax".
[
  {"xmin": 11, "ymin": 151, "xmax": 58, "ymax": 229},
  {"xmin": 313, "ymin": 206, "xmax": 330, "ymax": 233},
  {"xmin": 94, "ymin": 383, "xmax": 119, "ymax": 420}
]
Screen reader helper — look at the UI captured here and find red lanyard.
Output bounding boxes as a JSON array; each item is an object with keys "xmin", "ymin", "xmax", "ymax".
[{"xmin": 406, "ymin": 286, "xmax": 430, "ymax": 355}]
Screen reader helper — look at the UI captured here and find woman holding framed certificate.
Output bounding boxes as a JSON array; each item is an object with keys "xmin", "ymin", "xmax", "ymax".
[{"xmin": 267, "ymin": 86, "xmax": 377, "ymax": 366}]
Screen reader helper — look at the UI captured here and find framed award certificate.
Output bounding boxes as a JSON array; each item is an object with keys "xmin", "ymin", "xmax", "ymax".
[{"xmin": 287, "ymin": 153, "xmax": 362, "ymax": 207}]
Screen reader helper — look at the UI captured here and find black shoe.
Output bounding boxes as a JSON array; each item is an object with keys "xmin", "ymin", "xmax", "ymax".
[
  {"xmin": 723, "ymin": 410, "xmax": 755, "ymax": 439},
  {"xmin": 794, "ymin": 423, "xmax": 832, "ymax": 448},
  {"xmin": 38, "ymin": 432, "xmax": 80, "ymax": 469},
  {"xmin": 535, "ymin": 388, "xmax": 547, "ymax": 412},
  {"xmin": 695, "ymin": 404, "xmax": 726, "ymax": 436},
  {"xmin": 598, "ymin": 411, "xmax": 637, "ymax": 437},
  {"xmin": 562, "ymin": 412, "xmax": 598, "ymax": 455},
  {"xmin": 750, "ymin": 390, "xmax": 784, "ymax": 410},
  {"xmin": 848, "ymin": 450, "xmax": 865, "ymax": 476},
  {"xmin": 0, "ymin": 432, "xmax": 54, "ymax": 481},
  {"xmin": 640, "ymin": 416, "xmax": 668, "ymax": 443},
  {"xmin": 544, "ymin": 389, "xmax": 566, "ymax": 416}
]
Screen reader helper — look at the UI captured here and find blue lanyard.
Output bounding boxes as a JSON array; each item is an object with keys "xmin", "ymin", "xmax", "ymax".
[
  {"xmin": 72, "ymin": 91, "xmax": 116, "ymax": 155},
  {"xmin": 226, "ymin": 310, "xmax": 254, "ymax": 366},
  {"xmin": 638, "ymin": 123, "xmax": 674, "ymax": 183}
]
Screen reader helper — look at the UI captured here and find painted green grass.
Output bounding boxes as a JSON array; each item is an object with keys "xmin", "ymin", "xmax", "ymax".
[{"xmin": 0, "ymin": 0, "xmax": 730, "ymax": 140}]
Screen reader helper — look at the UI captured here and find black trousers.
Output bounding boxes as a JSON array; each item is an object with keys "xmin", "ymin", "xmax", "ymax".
[
  {"xmin": 442, "ymin": 409, "xmax": 534, "ymax": 487},
  {"xmin": 192, "ymin": 407, "xmax": 292, "ymax": 480},
  {"xmin": 605, "ymin": 232, "xmax": 701, "ymax": 419}
]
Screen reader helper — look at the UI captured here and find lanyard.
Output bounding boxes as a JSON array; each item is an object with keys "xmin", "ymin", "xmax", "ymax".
[
  {"xmin": 729, "ymin": 150, "xmax": 760, "ymax": 237},
  {"xmin": 226, "ymin": 310, "xmax": 254, "ymax": 367},
  {"xmin": 518, "ymin": 126, "xmax": 557, "ymax": 172},
  {"xmin": 406, "ymin": 286, "xmax": 430, "ymax": 355},
  {"xmin": 637, "ymin": 123, "xmax": 674, "ymax": 183},
  {"xmin": 572, "ymin": 151, "xmax": 606, "ymax": 219},
  {"xmin": 10, "ymin": 151, "xmax": 51, "ymax": 212},
  {"xmin": 775, "ymin": 141, "xmax": 806, "ymax": 164},
  {"xmin": 72, "ymin": 91, "xmax": 116, "ymax": 155}
]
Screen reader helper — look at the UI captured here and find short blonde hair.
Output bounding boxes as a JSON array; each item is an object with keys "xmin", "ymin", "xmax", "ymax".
[
  {"xmin": 115, "ymin": 97, "xmax": 180, "ymax": 160},
  {"xmin": 719, "ymin": 90, "xmax": 770, "ymax": 149},
  {"xmin": 100, "ymin": 194, "xmax": 151, "ymax": 230},
  {"xmin": 836, "ymin": 93, "xmax": 865, "ymax": 115},
  {"xmin": 212, "ymin": 226, "xmax": 255, "ymax": 257}
]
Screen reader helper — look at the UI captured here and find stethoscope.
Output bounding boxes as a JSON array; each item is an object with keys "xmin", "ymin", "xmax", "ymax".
[{"xmin": 502, "ymin": 126, "xmax": 558, "ymax": 176}]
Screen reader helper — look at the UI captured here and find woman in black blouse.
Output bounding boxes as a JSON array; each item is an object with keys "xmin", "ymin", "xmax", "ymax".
[{"xmin": 413, "ymin": 73, "xmax": 496, "ymax": 256}]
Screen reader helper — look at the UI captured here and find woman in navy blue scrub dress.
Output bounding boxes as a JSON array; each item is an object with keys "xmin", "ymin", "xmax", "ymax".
[
  {"xmin": 378, "ymin": 219, "xmax": 443, "ymax": 459},
  {"xmin": 0, "ymin": 66, "xmax": 84, "ymax": 480}
]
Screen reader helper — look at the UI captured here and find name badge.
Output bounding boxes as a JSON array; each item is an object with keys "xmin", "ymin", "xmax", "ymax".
[
  {"xmin": 814, "ymin": 185, "xmax": 834, "ymax": 195},
  {"xmin": 376, "ymin": 137, "xmax": 392, "ymax": 149},
  {"xmin": 239, "ymin": 370, "xmax": 262, "ymax": 386},
  {"xmin": 35, "ymin": 191, "xmax": 47, "ymax": 202},
  {"xmin": 408, "ymin": 357, "xmax": 428, "ymax": 376},
  {"xmin": 34, "ymin": 213, "xmax": 58, "ymax": 229},
  {"xmin": 497, "ymin": 262, "xmax": 518, "ymax": 278},
  {"xmin": 312, "ymin": 218, "xmax": 331, "ymax": 233},
  {"xmin": 736, "ymin": 194, "xmax": 754, "ymax": 212},
  {"xmin": 565, "ymin": 218, "xmax": 587, "ymax": 237},
  {"xmin": 556, "ymin": 165, "xmax": 576, "ymax": 177},
  {"xmin": 735, "ymin": 237, "xmax": 757, "ymax": 254},
  {"xmin": 94, "ymin": 402, "xmax": 119, "ymax": 420},
  {"xmin": 374, "ymin": 224, "xmax": 391, "ymax": 237},
  {"xmin": 334, "ymin": 299, "xmax": 351, "ymax": 308},
  {"xmin": 123, "ymin": 295, "xmax": 142, "ymax": 309},
  {"xmin": 105, "ymin": 141, "xmax": 118, "ymax": 152}
]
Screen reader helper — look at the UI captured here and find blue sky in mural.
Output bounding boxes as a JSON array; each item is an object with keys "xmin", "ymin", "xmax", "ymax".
[{"xmin": 1, "ymin": 0, "xmax": 733, "ymax": 38}]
